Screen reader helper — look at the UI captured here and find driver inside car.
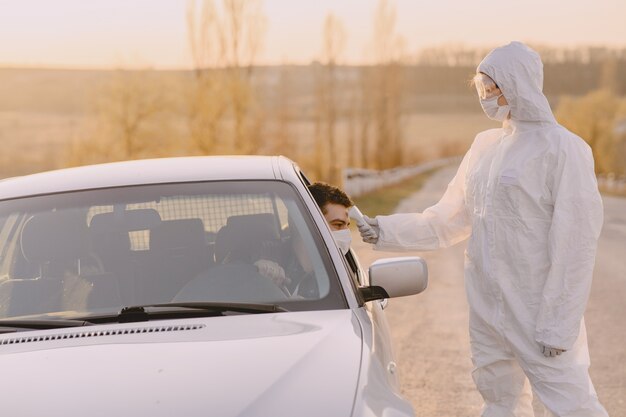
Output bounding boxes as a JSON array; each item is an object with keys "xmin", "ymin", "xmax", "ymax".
[{"xmin": 253, "ymin": 182, "xmax": 354, "ymax": 297}]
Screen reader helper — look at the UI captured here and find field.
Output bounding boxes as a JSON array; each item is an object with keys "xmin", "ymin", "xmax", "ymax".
[
  {"xmin": 0, "ymin": 67, "xmax": 502, "ymax": 178},
  {"xmin": 0, "ymin": 111, "xmax": 91, "ymax": 177},
  {"xmin": 0, "ymin": 111, "xmax": 495, "ymax": 177}
]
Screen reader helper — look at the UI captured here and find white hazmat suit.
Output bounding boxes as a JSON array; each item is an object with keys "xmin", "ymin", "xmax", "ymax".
[{"xmin": 366, "ymin": 42, "xmax": 608, "ymax": 416}]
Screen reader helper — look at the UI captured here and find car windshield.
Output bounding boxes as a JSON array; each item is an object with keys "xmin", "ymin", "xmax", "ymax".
[{"xmin": 0, "ymin": 180, "xmax": 346, "ymax": 321}]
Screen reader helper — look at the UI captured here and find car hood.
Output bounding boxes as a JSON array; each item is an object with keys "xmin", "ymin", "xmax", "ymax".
[{"xmin": 0, "ymin": 310, "xmax": 363, "ymax": 417}]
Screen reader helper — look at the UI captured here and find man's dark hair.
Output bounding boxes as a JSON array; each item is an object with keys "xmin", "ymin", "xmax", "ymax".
[{"xmin": 308, "ymin": 182, "xmax": 353, "ymax": 213}]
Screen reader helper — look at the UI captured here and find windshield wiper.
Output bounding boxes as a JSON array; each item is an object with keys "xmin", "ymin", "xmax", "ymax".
[
  {"xmin": 0, "ymin": 319, "xmax": 93, "ymax": 333},
  {"xmin": 83, "ymin": 301, "xmax": 288, "ymax": 324}
]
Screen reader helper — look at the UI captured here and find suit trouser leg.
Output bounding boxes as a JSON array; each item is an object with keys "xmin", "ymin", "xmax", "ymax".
[
  {"xmin": 516, "ymin": 352, "xmax": 608, "ymax": 417},
  {"xmin": 472, "ymin": 358, "xmax": 535, "ymax": 417},
  {"xmin": 470, "ymin": 315, "xmax": 535, "ymax": 417},
  {"xmin": 509, "ymin": 322, "xmax": 609, "ymax": 417}
]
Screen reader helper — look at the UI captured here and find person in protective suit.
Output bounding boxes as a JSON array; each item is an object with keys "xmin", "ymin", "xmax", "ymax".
[{"xmin": 358, "ymin": 42, "xmax": 609, "ymax": 416}]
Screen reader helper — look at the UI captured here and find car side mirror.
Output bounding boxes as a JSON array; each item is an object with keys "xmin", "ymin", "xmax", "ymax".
[{"xmin": 359, "ymin": 257, "xmax": 428, "ymax": 302}]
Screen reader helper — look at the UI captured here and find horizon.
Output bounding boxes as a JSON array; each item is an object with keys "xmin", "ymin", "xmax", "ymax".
[{"xmin": 1, "ymin": 45, "xmax": 624, "ymax": 72}]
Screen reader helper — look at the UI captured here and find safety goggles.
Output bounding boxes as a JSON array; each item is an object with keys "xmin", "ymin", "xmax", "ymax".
[{"xmin": 473, "ymin": 73, "xmax": 501, "ymax": 100}]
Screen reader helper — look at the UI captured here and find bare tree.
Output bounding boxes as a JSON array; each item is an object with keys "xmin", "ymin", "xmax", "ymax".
[
  {"xmin": 186, "ymin": 0, "xmax": 266, "ymax": 155},
  {"xmin": 314, "ymin": 12, "xmax": 346, "ymax": 183},
  {"xmin": 65, "ymin": 69, "xmax": 169, "ymax": 168},
  {"xmin": 369, "ymin": 0, "xmax": 406, "ymax": 170},
  {"xmin": 99, "ymin": 70, "xmax": 166, "ymax": 159},
  {"xmin": 346, "ymin": 76, "xmax": 360, "ymax": 168},
  {"xmin": 187, "ymin": 0, "xmax": 222, "ymax": 73},
  {"xmin": 270, "ymin": 64, "xmax": 294, "ymax": 157},
  {"xmin": 186, "ymin": 0, "xmax": 226, "ymax": 154},
  {"xmin": 372, "ymin": 0, "xmax": 396, "ymax": 64},
  {"xmin": 221, "ymin": 0, "xmax": 267, "ymax": 153}
]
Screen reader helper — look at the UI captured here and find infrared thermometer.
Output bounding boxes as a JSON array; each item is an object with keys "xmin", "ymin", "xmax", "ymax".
[{"xmin": 349, "ymin": 206, "xmax": 378, "ymax": 240}]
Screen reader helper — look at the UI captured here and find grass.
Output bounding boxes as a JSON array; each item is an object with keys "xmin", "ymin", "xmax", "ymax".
[{"xmin": 352, "ymin": 169, "xmax": 436, "ymax": 218}]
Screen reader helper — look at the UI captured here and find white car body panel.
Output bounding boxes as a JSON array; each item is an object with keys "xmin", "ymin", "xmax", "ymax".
[
  {"xmin": 0, "ymin": 156, "xmax": 416, "ymax": 416},
  {"xmin": 1, "ymin": 311, "xmax": 361, "ymax": 417},
  {"xmin": 0, "ymin": 156, "xmax": 278, "ymax": 200}
]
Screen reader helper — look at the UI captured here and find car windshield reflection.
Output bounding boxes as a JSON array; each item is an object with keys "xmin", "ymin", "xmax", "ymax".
[{"xmin": 0, "ymin": 181, "xmax": 346, "ymax": 321}]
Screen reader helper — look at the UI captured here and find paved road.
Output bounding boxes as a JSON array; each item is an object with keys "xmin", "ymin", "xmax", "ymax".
[{"xmin": 352, "ymin": 166, "xmax": 626, "ymax": 416}]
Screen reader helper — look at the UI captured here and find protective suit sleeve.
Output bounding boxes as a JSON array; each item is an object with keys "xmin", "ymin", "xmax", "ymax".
[
  {"xmin": 535, "ymin": 137, "xmax": 604, "ymax": 350},
  {"xmin": 373, "ymin": 151, "xmax": 472, "ymax": 251}
]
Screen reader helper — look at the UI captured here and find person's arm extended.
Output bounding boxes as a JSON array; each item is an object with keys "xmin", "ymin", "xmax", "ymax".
[
  {"xmin": 535, "ymin": 137, "xmax": 604, "ymax": 351},
  {"xmin": 373, "ymin": 150, "xmax": 473, "ymax": 252}
]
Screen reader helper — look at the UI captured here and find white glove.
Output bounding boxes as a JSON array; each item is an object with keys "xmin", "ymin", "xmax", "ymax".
[
  {"xmin": 541, "ymin": 345, "xmax": 566, "ymax": 357},
  {"xmin": 254, "ymin": 259, "xmax": 291, "ymax": 287},
  {"xmin": 358, "ymin": 215, "xmax": 380, "ymax": 244}
]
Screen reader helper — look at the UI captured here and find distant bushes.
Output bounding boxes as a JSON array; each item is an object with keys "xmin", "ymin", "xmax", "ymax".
[{"xmin": 556, "ymin": 89, "xmax": 626, "ymax": 175}]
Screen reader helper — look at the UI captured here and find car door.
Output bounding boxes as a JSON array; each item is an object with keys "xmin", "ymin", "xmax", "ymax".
[{"xmin": 344, "ymin": 249, "xmax": 403, "ymax": 391}]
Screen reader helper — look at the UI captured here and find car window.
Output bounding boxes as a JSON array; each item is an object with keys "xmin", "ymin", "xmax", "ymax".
[
  {"xmin": 345, "ymin": 249, "xmax": 367, "ymax": 287},
  {"xmin": 0, "ymin": 180, "xmax": 347, "ymax": 320},
  {"xmin": 0, "ymin": 213, "xmax": 22, "ymax": 280}
]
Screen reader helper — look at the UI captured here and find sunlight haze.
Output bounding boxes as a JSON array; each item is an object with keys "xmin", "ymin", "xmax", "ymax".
[{"xmin": 1, "ymin": 0, "xmax": 625, "ymax": 68}]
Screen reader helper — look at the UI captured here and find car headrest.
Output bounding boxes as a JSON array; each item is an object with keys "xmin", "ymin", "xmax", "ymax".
[
  {"xmin": 150, "ymin": 219, "xmax": 206, "ymax": 252},
  {"xmin": 215, "ymin": 213, "xmax": 280, "ymax": 264},
  {"xmin": 21, "ymin": 211, "xmax": 88, "ymax": 264},
  {"xmin": 89, "ymin": 208, "xmax": 161, "ymax": 232}
]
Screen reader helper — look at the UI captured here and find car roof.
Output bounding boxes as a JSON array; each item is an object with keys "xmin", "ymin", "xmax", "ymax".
[{"xmin": 0, "ymin": 156, "xmax": 297, "ymax": 200}]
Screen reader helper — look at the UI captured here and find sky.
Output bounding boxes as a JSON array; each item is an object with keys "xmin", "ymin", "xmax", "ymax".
[{"xmin": 1, "ymin": 0, "xmax": 625, "ymax": 69}]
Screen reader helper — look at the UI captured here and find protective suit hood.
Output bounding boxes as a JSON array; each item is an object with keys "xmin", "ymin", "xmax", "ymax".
[{"xmin": 477, "ymin": 41, "xmax": 557, "ymax": 124}]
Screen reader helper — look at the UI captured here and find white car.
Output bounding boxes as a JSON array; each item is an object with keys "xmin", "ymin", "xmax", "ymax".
[{"xmin": 0, "ymin": 156, "xmax": 427, "ymax": 417}]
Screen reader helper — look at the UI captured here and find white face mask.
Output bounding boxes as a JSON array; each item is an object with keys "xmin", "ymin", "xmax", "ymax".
[
  {"xmin": 480, "ymin": 94, "xmax": 510, "ymax": 122},
  {"xmin": 332, "ymin": 229, "xmax": 352, "ymax": 255}
]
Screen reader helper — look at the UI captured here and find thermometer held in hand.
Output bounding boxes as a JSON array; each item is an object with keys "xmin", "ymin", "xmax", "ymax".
[{"xmin": 349, "ymin": 206, "xmax": 378, "ymax": 240}]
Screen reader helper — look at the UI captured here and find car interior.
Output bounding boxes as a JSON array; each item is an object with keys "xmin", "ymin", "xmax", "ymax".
[{"xmin": 0, "ymin": 183, "xmax": 347, "ymax": 319}]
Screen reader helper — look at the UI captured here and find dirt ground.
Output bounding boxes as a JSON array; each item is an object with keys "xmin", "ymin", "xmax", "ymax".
[{"xmin": 351, "ymin": 166, "xmax": 626, "ymax": 417}]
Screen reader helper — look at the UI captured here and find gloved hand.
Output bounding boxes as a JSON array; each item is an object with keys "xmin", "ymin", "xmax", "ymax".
[
  {"xmin": 358, "ymin": 215, "xmax": 380, "ymax": 244},
  {"xmin": 541, "ymin": 344, "xmax": 566, "ymax": 357},
  {"xmin": 254, "ymin": 259, "xmax": 291, "ymax": 288}
]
